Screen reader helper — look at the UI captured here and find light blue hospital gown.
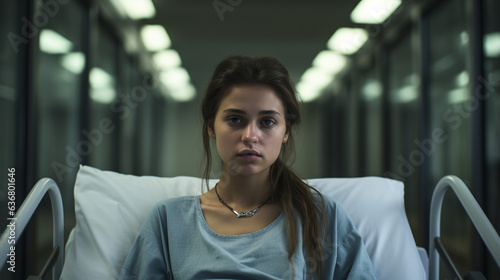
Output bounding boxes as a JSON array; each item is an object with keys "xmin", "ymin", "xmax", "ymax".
[{"xmin": 119, "ymin": 195, "xmax": 379, "ymax": 280}]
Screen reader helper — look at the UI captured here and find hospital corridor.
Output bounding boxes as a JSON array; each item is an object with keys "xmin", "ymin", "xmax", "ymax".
[{"xmin": 1, "ymin": 0, "xmax": 500, "ymax": 279}]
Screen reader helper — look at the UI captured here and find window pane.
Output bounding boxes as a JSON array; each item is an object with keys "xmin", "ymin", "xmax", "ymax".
[
  {"xmin": 0, "ymin": 4, "xmax": 19, "ymax": 181},
  {"xmin": 34, "ymin": 0, "xmax": 87, "ymax": 274},
  {"xmin": 0, "ymin": 1, "xmax": 20, "ymax": 279},
  {"xmin": 346, "ymin": 76, "xmax": 360, "ymax": 176},
  {"xmin": 150, "ymin": 94, "xmax": 169, "ymax": 175},
  {"xmin": 358, "ymin": 68, "xmax": 383, "ymax": 176},
  {"xmin": 427, "ymin": 0, "xmax": 472, "ymax": 274},
  {"xmin": 88, "ymin": 25, "xmax": 119, "ymax": 170},
  {"xmin": 386, "ymin": 33, "xmax": 422, "ymax": 245},
  {"xmin": 325, "ymin": 91, "xmax": 349, "ymax": 177},
  {"xmin": 117, "ymin": 53, "xmax": 136, "ymax": 174},
  {"xmin": 483, "ymin": 0, "xmax": 500, "ymax": 278},
  {"xmin": 136, "ymin": 84, "xmax": 154, "ymax": 174}
]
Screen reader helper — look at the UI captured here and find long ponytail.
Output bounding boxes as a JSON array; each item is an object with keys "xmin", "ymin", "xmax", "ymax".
[{"xmin": 270, "ymin": 157, "xmax": 326, "ymax": 279}]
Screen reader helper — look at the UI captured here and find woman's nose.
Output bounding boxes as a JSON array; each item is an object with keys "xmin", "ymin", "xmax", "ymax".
[{"xmin": 242, "ymin": 123, "xmax": 258, "ymax": 144}]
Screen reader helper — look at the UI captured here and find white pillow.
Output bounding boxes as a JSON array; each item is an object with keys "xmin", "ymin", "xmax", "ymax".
[{"xmin": 60, "ymin": 165, "xmax": 425, "ymax": 280}]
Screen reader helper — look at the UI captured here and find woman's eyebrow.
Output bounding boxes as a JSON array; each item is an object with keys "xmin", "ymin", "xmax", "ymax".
[
  {"xmin": 223, "ymin": 108, "xmax": 281, "ymax": 116},
  {"xmin": 259, "ymin": 110, "xmax": 281, "ymax": 116}
]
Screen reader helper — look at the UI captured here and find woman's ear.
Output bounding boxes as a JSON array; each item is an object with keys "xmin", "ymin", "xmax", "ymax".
[
  {"xmin": 283, "ymin": 132, "xmax": 289, "ymax": 143},
  {"xmin": 208, "ymin": 125, "xmax": 215, "ymax": 139}
]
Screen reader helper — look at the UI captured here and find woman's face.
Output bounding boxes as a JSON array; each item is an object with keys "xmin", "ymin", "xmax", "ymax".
[{"xmin": 211, "ymin": 85, "xmax": 289, "ymax": 177}]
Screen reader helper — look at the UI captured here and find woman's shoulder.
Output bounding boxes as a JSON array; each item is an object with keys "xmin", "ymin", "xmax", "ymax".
[
  {"xmin": 311, "ymin": 190, "xmax": 339, "ymax": 210},
  {"xmin": 150, "ymin": 195, "xmax": 199, "ymax": 215},
  {"xmin": 311, "ymin": 190, "xmax": 354, "ymax": 226},
  {"xmin": 159, "ymin": 195, "xmax": 199, "ymax": 204}
]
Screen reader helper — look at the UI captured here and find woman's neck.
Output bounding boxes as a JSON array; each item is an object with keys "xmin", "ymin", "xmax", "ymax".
[{"xmin": 216, "ymin": 165, "xmax": 272, "ymax": 210}]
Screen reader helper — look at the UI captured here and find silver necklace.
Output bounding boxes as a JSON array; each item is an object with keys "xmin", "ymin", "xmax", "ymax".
[{"xmin": 214, "ymin": 183, "xmax": 269, "ymax": 218}]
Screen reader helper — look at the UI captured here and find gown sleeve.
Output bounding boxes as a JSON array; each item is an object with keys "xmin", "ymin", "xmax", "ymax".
[
  {"xmin": 333, "ymin": 225, "xmax": 379, "ymax": 280},
  {"xmin": 118, "ymin": 204, "xmax": 173, "ymax": 280},
  {"xmin": 322, "ymin": 197, "xmax": 380, "ymax": 280}
]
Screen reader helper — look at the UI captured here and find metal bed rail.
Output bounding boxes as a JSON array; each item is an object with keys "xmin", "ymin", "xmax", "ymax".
[
  {"xmin": 0, "ymin": 178, "xmax": 64, "ymax": 280},
  {"xmin": 429, "ymin": 175, "xmax": 500, "ymax": 280}
]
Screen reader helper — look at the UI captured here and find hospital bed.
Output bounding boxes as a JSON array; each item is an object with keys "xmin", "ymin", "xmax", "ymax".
[{"xmin": 1, "ymin": 165, "xmax": 499, "ymax": 279}]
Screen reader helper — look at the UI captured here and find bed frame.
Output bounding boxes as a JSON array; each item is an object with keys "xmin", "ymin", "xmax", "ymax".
[
  {"xmin": 0, "ymin": 178, "xmax": 64, "ymax": 280},
  {"xmin": 1, "ymin": 175, "xmax": 499, "ymax": 280},
  {"xmin": 429, "ymin": 176, "xmax": 500, "ymax": 280}
]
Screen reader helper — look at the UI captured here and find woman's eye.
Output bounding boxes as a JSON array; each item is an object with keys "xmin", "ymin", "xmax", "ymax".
[
  {"xmin": 262, "ymin": 119, "xmax": 276, "ymax": 126},
  {"xmin": 227, "ymin": 117, "xmax": 242, "ymax": 124}
]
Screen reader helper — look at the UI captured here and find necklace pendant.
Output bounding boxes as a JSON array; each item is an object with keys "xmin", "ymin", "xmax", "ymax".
[
  {"xmin": 236, "ymin": 208, "xmax": 259, "ymax": 218},
  {"xmin": 215, "ymin": 183, "xmax": 267, "ymax": 219},
  {"xmin": 237, "ymin": 211, "xmax": 253, "ymax": 218}
]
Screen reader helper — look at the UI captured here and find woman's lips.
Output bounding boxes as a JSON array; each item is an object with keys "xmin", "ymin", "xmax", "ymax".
[
  {"xmin": 237, "ymin": 154, "xmax": 261, "ymax": 161},
  {"xmin": 236, "ymin": 149, "xmax": 262, "ymax": 160}
]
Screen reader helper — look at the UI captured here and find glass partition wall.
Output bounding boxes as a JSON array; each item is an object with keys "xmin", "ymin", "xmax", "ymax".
[
  {"xmin": 2, "ymin": 0, "xmax": 500, "ymax": 279},
  {"xmin": 386, "ymin": 32, "xmax": 422, "ymax": 245},
  {"xmin": 0, "ymin": 1, "xmax": 22, "ymax": 279},
  {"xmin": 425, "ymin": 0, "xmax": 473, "ymax": 275},
  {"xmin": 483, "ymin": 0, "xmax": 500, "ymax": 277},
  {"xmin": 359, "ymin": 67, "xmax": 384, "ymax": 177},
  {"xmin": 88, "ymin": 23, "xmax": 120, "ymax": 171},
  {"xmin": 33, "ymin": 0, "xmax": 88, "ymax": 275}
]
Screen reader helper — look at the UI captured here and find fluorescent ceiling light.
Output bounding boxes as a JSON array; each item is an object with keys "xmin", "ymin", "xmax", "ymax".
[
  {"xmin": 166, "ymin": 83, "xmax": 196, "ymax": 102},
  {"xmin": 460, "ymin": 31, "xmax": 469, "ymax": 45},
  {"xmin": 301, "ymin": 67, "xmax": 333, "ymax": 89},
  {"xmin": 362, "ymin": 79, "xmax": 382, "ymax": 100},
  {"xmin": 141, "ymin": 25, "xmax": 171, "ymax": 51},
  {"xmin": 61, "ymin": 52, "xmax": 86, "ymax": 74},
  {"xmin": 115, "ymin": 0, "xmax": 156, "ymax": 20},
  {"xmin": 312, "ymin": 50, "xmax": 348, "ymax": 75},
  {"xmin": 350, "ymin": 0, "xmax": 402, "ymax": 24},
  {"xmin": 455, "ymin": 71, "xmax": 469, "ymax": 87},
  {"xmin": 89, "ymin": 68, "xmax": 116, "ymax": 104},
  {"xmin": 40, "ymin": 29, "xmax": 73, "ymax": 54},
  {"xmin": 91, "ymin": 88, "xmax": 116, "ymax": 104},
  {"xmin": 160, "ymin": 67, "xmax": 190, "ymax": 88},
  {"xmin": 448, "ymin": 87, "xmax": 469, "ymax": 104},
  {"xmin": 327, "ymin": 28, "xmax": 368, "ymax": 55},
  {"xmin": 297, "ymin": 66, "xmax": 337, "ymax": 102},
  {"xmin": 393, "ymin": 85, "xmax": 417, "ymax": 103},
  {"xmin": 153, "ymin": 49, "xmax": 182, "ymax": 70},
  {"xmin": 90, "ymin": 68, "xmax": 116, "ymax": 104},
  {"xmin": 296, "ymin": 81, "xmax": 324, "ymax": 102},
  {"xmin": 484, "ymin": 32, "xmax": 500, "ymax": 57},
  {"xmin": 90, "ymin": 68, "xmax": 113, "ymax": 88}
]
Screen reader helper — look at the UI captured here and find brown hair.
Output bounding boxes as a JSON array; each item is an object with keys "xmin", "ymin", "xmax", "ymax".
[{"xmin": 201, "ymin": 55, "xmax": 325, "ymax": 279}]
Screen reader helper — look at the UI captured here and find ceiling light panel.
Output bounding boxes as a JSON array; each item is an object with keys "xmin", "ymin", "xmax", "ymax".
[
  {"xmin": 484, "ymin": 32, "xmax": 500, "ymax": 57},
  {"xmin": 312, "ymin": 50, "xmax": 348, "ymax": 75},
  {"xmin": 141, "ymin": 25, "xmax": 171, "ymax": 51},
  {"xmin": 153, "ymin": 50, "xmax": 182, "ymax": 70},
  {"xmin": 115, "ymin": 0, "xmax": 156, "ymax": 20},
  {"xmin": 40, "ymin": 29, "xmax": 73, "ymax": 54},
  {"xmin": 160, "ymin": 67, "xmax": 190, "ymax": 87},
  {"xmin": 350, "ymin": 0, "xmax": 402, "ymax": 24},
  {"xmin": 327, "ymin": 28, "xmax": 369, "ymax": 55},
  {"xmin": 167, "ymin": 83, "xmax": 196, "ymax": 102},
  {"xmin": 296, "ymin": 81, "xmax": 323, "ymax": 103},
  {"xmin": 61, "ymin": 52, "xmax": 86, "ymax": 74}
]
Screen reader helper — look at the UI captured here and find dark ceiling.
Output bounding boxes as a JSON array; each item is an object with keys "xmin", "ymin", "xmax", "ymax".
[{"xmin": 144, "ymin": 0, "xmax": 363, "ymax": 98}]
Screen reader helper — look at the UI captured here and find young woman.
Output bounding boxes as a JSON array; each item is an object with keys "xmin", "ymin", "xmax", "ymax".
[{"xmin": 119, "ymin": 55, "xmax": 379, "ymax": 279}]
